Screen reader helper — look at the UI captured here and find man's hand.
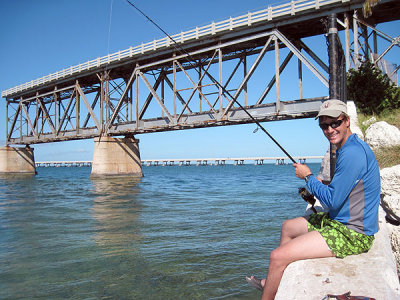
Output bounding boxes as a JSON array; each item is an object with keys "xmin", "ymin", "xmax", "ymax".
[{"xmin": 293, "ymin": 163, "xmax": 312, "ymax": 179}]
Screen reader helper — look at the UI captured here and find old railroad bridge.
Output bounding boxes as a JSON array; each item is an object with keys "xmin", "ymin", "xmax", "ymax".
[{"xmin": 1, "ymin": 0, "xmax": 399, "ymax": 176}]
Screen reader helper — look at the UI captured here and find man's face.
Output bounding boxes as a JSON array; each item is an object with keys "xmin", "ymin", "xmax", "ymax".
[{"xmin": 319, "ymin": 115, "xmax": 351, "ymax": 148}]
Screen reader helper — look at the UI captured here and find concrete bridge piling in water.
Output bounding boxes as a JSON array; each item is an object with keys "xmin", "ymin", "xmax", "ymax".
[
  {"xmin": 90, "ymin": 136, "xmax": 143, "ymax": 177},
  {"xmin": 0, "ymin": 146, "xmax": 36, "ymax": 175}
]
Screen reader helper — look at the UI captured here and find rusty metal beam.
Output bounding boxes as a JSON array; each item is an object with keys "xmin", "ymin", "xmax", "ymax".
[
  {"xmin": 138, "ymin": 70, "xmax": 174, "ymax": 123},
  {"xmin": 223, "ymin": 35, "xmax": 273, "ymax": 116}
]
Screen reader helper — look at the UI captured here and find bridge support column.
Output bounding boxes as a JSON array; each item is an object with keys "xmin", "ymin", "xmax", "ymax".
[
  {"xmin": 0, "ymin": 146, "xmax": 36, "ymax": 175},
  {"xmin": 90, "ymin": 136, "xmax": 143, "ymax": 177}
]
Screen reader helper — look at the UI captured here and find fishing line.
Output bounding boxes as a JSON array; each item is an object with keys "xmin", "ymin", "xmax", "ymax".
[
  {"xmin": 125, "ymin": 0, "xmax": 297, "ymax": 164},
  {"xmin": 107, "ymin": 0, "xmax": 114, "ymax": 54}
]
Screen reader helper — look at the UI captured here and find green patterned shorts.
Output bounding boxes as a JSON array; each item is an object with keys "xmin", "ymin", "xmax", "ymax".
[{"xmin": 307, "ymin": 212, "xmax": 374, "ymax": 258}]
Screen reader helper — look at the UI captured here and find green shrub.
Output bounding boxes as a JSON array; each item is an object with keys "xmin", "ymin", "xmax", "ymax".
[{"xmin": 347, "ymin": 61, "xmax": 400, "ymax": 114}]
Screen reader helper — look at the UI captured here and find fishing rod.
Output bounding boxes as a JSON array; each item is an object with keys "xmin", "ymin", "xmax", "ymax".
[{"xmin": 125, "ymin": 0, "xmax": 297, "ymax": 164}]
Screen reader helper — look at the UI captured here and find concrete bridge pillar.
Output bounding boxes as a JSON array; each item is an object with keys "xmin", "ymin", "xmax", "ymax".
[
  {"xmin": 91, "ymin": 136, "xmax": 143, "ymax": 177},
  {"xmin": 0, "ymin": 146, "xmax": 36, "ymax": 175}
]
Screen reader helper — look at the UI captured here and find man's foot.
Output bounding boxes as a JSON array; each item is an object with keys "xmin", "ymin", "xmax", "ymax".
[{"xmin": 245, "ymin": 276, "xmax": 265, "ymax": 291}]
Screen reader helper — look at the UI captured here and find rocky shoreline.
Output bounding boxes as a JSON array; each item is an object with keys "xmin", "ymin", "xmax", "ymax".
[{"xmin": 380, "ymin": 165, "xmax": 400, "ymax": 277}]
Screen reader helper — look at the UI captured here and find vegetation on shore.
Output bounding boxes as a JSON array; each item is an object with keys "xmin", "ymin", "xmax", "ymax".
[
  {"xmin": 347, "ymin": 62, "xmax": 400, "ymax": 115},
  {"xmin": 347, "ymin": 62, "xmax": 400, "ymax": 169},
  {"xmin": 373, "ymin": 145, "xmax": 400, "ymax": 169},
  {"xmin": 358, "ymin": 108, "xmax": 400, "ymax": 134},
  {"xmin": 357, "ymin": 109, "xmax": 400, "ymax": 169}
]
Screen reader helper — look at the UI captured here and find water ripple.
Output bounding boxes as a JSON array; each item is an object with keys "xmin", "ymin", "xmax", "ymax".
[{"xmin": 0, "ymin": 164, "xmax": 320, "ymax": 299}]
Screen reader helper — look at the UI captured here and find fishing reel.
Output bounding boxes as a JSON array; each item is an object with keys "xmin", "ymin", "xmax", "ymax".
[{"xmin": 298, "ymin": 187, "xmax": 317, "ymax": 214}]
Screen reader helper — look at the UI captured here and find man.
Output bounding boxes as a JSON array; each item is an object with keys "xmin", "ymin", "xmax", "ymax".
[{"xmin": 246, "ymin": 99, "xmax": 381, "ymax": 300}]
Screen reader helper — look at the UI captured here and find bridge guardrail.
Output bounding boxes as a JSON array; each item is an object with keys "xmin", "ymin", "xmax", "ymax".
[{"xmin": 2, "ymin": 0, "xmax": 348, "ymax": 98}]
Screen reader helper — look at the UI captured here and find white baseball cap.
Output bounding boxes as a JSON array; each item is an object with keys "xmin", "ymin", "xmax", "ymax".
[{"xmin": 316, "ymin": 99, "xmax": 347, "ymax": 119}]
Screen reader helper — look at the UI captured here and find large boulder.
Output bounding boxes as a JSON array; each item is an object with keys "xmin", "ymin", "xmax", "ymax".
[
  {"xmin": 381, "ymin": 165, "xmax": 400, "ymax": 198},
  {"xmin": 365, "ymin": 121, "xmax": 400, "ymax": 149},
  {"xmin": 380, "ymin": 164, "xmax": 400, "ymax": 276}
]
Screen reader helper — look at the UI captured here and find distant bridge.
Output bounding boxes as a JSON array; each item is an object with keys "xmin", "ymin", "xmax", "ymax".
[
  {"xmin": 35, "ymin": 161, "xmax": 92, "ymax": 167},
  {"xmin": 142, "ymin": 156, "xmax": 324, "ymax": 165},
  {"xmin": 3, "ymin": 0, "xmax": 399, "ymax": 145},
  {"xmin": 36, "ymin": 156, "xmax": 323, "ymax": 167}
]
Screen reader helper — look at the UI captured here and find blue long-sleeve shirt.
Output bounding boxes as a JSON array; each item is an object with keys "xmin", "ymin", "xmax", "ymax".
[{"xmin": 306, "ymin": 134, "xmax": 380, "ymax": 235}]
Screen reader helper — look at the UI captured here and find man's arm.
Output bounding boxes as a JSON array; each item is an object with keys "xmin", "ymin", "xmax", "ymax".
[{"xmin": 306, "ymin": 148, "xmax": 366, "ymax": 210}]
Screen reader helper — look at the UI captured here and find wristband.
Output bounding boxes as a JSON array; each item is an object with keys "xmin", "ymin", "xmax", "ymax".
[{"xmin": 305, "ymin": 174, "xmax": 313, "ymax": 183}]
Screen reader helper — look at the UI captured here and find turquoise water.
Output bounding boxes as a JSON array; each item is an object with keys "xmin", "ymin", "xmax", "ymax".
[{"xmin": 0, "ymin": 164, "xmax": 320, "ymax": 299}]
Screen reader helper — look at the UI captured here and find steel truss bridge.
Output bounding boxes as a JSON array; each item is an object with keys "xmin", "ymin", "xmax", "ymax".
[{"xmin": 2, "ymin": 0, "xmax": 399, "ymax": 145}]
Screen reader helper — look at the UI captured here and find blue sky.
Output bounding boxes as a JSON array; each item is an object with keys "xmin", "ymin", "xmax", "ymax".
[{"xmin": 0, "ymin": 0, "xmax": 398, "ymax": 162}]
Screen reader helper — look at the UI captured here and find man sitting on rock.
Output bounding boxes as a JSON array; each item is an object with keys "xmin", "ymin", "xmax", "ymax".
[{"xmin": 247, "ymin": 99, "xmax": 381, "ymax": 300}]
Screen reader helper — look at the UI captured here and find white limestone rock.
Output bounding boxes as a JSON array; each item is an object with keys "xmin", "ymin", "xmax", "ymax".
[
  {"xmin": 362, "ymin": 116, "xmax": 377, "ymax": 127},
  {"xmin": 347, "ymin": 101, "xmax": 364, "ymax": 140},
  {"xmin": 380, "ymin": 165, "xmax": 400, "ymax": 197},
  {"xmin": 382, "ymin": 195, "xmax": 400, "ymax": 217},
  {"xmin": 388, "ymin": 225, "xmax": 400, "ymax": 276},
  {"xmin": 365, "ymin": 121, "xmax": 400, "ymax": 149},
  {"xmin": 380, "ymin": 164, "xmax": 400, "ymax": 275}
]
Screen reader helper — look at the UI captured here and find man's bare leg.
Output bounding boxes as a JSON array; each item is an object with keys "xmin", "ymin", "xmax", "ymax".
[
  {"xmin": 261, "ymin": 230, "xmax": 334, "ymax": 300},
  {"xmin": 249, "ymin": 217, "xmax": 310, "ymax": 289},
  {"xmin": 279, "ymin": 216, "xmax": 309, "ymax": 246}
]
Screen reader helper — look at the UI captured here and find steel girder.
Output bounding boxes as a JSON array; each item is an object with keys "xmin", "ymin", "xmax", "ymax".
[
  {"xmin": 5, "ymin": 8, "xmax": 399, "ymax": 145},
  {"xmin": 6, "ymin": 29, "xmax": 330, "ymax": 145}
]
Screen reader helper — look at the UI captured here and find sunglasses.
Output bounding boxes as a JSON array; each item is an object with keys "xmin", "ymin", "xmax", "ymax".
[{"xmin": 319, "ymin": 119, "xmax": 344, "ymax": 130}]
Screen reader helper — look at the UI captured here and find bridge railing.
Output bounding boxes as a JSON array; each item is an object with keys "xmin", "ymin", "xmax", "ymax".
[{"xmin": 2, "ymin": 0, "xmax": 347, "ymax": 98}]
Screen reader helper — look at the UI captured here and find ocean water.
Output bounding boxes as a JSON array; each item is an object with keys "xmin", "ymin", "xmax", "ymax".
[{"xmin": 0, "ymin": 163, "xmax": 320, "ymax": 299}]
